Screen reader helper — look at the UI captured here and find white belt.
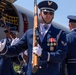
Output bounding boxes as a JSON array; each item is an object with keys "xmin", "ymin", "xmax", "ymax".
[
  {"xmin": 67, "ymin": 59, "xmax": 76, "ymax": 63},
  {"xmin": 68, "ymin": 59, "xmax": 76, "ymax": 61}
]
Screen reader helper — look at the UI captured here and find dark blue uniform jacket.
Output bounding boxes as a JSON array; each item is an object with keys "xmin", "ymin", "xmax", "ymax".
[
  {"xmin": 66, "ymin": 29, "xmax": 76, "ymax": 75},
  {"xmin": 0, "ymin": 38, "xmax": 17, "ymax": 75},
  {"xmin": 0, "ymin": 25, "xmax": 68, "ymax": 75}
]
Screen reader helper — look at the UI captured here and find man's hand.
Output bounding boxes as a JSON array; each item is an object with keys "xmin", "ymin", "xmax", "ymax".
[
  {"xmin": 19, "ymin": 50, "xmax": 28, "ymax": 64},
  {"xmin": 0, "ymin": 39, "xmax": 6, "ymax": 52},
  {"xmin": 33, "ymin": 44, "xmax": 42, "ymax": 56},
  {"xmin": 24, "ymin": 50, "xmax": 28, "ymax": 55},
  {"xmin": 11, "ymin": 38, "xmax": 19, "ymax": 46}
]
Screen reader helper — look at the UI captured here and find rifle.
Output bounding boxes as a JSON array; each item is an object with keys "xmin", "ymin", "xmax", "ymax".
[{"xmin": 32, "ymin": 0, "xmax": 39, "ymax": 73}]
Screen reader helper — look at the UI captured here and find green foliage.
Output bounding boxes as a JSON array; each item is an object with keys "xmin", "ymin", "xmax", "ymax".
[
  {"xmin": 13, "ymin": 62, "xmax": 21, "ymax": 72},
  {"xmin": 14, "ymin": 65, "xmax": 20, "ymax": 72}
]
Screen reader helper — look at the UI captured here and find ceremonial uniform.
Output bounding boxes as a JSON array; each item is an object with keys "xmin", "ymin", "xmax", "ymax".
[
  {"xmin": 0, "ymin": 36, "xmax": 17, "ymax": 75},
  {"xmin": 0, "ymin": 29, "xmax": 20, "ymax": 75},
  {"xmin": 66, "ymin": 15, "xmax": 76, "ymax": 75},
  {"xmin": 0, "ymin": 25, "xmax": 67, "ymax": 75},
  {"xmin": 0, "ymin": 1, "xmax": 68, "ymax": 75}
]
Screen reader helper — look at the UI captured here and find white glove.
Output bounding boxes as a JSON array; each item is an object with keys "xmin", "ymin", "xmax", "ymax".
[
  {"xmin": 19, "ymin": 50, "xmax": 28, "ymax": 58},
  {"xmin": 0, "ymin": 39, "xmax": 6, "ymax": 52},
  {"xmin": 19, "ymin": 52, "xmax": 23, "ymax": 58},
  {"xmin": 11, "ymin": 38, "xmax": 19, "ymax": 46},
  {"xmin": 33, "ymin": 44, "xmax": 42, "ymax": 56},
  {"xmin": 24, "ymin": 50, "xmax": 28, "ymax": 56}
]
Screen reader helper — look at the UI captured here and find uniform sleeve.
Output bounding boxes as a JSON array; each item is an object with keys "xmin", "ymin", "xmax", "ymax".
[
  {"xmin": 0, "ymin": 31, "xmax": 28, "ymax": 57},
  {"xmin": 41, "ymin": 31, "xmax": 68, "ymax": 63}
]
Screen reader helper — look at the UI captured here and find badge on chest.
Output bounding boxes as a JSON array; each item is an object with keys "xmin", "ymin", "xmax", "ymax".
[{"xmin": 47, "ymin": 38, "xmax": 57, "ymax": 51}]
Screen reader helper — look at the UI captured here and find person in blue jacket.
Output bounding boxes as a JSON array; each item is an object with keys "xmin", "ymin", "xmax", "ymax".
[
  {"xmin": 0, "ymin": 28, "xmax": 23, "ymax": 75},
  {"xmin": 0, "ymin": 0, "xmax": 68, "ymax": 75},
  {"xmin": 0, "ymin": 29, "xmax": 17, "ymax": 75},
  {"xmin": 66, "ymin": 15, "xmax": 76, "ymax": 75}
]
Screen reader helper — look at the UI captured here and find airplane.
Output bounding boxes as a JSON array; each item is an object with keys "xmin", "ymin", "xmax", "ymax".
[
  {"xmin": 0, "ymin": 0, "xmax": 70, "ymax": 40},
  {"xmin": 0, "ymin": 1, "xmax": 69, "ymax": 75}
]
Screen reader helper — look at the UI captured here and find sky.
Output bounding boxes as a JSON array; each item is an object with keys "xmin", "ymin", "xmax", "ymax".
[{"xmin": 15, "ymin": 0, "xmax": 76, "ymax": 28}]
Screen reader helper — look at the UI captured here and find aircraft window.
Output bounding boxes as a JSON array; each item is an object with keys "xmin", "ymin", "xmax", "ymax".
[
  {"xmin": 0, "ymin": 1, "xmax": 19, "ymax": 31},
  {"xmin": 22, "ymin": 14, "xmax": 28, "ymax": 32},
  {"xmin": 1, "ymin": 2, "xmax": 7, "ymax": 5}
]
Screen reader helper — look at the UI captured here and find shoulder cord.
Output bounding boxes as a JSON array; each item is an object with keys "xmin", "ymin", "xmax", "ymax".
[{"xmin": 56, "ymin": 30, "xmax": 63, "ymax": 48}]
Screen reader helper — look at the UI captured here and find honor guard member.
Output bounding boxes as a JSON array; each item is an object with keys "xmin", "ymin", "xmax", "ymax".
[
  {"xmin": 0, "ymin": 29, "xmax": 18, "ymax": 75},
  {"xmin": 0, "ymin": 0, "xmax": 67, "ymax": 75},
  {"xmin": 66, "ymin": 15, "xmax": 76, "ymax": 75}
]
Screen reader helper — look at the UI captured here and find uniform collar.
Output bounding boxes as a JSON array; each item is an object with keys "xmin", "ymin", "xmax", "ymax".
[
  {"xmin": 40, "ymin": 23, "xmax": 52, "ymax": 30},
  {"xmin": 6, "ymin": 38, "xmax": 11, "ymax": 42},
  {"xmin": 71, "ymin": 28, "xmax": 76, "ymax": 31},
  {"xmin": 8, "ymin": 38, "xmax": 11, "ymax": 41}
]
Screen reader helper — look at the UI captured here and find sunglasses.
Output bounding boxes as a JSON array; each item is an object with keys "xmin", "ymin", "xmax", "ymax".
[{"xmin": 43, "ymin": 11, "xmax": 54, "ymax": 15}]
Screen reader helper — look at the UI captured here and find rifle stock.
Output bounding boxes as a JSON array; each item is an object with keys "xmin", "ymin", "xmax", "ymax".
[{"xmin": 32, "ymin": 0, "xmax": 39, "ymax": 73}]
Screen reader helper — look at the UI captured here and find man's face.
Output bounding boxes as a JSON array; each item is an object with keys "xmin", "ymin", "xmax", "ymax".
[
  {"xmin": 5, "ymin": 32, "xmax": 11, "ymax": 39},
  {"xmin": 69, "ymin": 22, "xmax": 76, "ymax": 30},
  {"xmin": 40, "ymin": 10, "xmax": 54, "ymax": 24},
  {"xmin": 10, "ymin": 32, "xmax": 16, "ymax": 39}
]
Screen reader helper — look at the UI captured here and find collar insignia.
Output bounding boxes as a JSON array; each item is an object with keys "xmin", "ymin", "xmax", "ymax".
[{"xmin": 61, "ymin": 41, "xmax": 67, "ymax": 46}]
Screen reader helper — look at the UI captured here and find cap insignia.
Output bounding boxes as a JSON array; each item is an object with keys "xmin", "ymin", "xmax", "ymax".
[{"xmin": 48, "ymin": 1, "xmax": 52, "ymax": 5}]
